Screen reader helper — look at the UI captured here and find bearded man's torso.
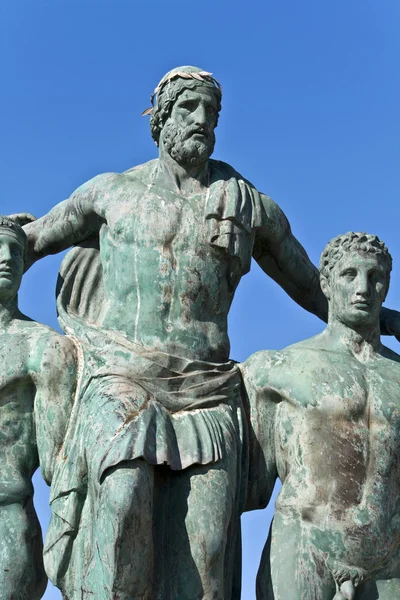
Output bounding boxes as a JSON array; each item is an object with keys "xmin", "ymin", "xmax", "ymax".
[{"xmin": 92, "ymin": 161, "xmax": 245, "ymax": 362}]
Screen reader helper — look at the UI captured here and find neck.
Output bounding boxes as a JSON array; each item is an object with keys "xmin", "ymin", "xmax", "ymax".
[
  {"xmin": 157, "ymin": 144, "xmax": 209, "ymax": 195},
  {"xmin": 0, "ymin": 296, "xmax": 18, "ymax": 329},
  {"xmin": 325, "ymin": 317, "xmax": 382, "ymax": 361}
]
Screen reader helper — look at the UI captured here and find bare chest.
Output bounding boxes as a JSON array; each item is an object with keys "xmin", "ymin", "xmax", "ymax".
[
  {"xmin": 276, "ymin": 361, "xmax": 400, "ymax": 464},
  {"xmin": 0, "ymin": 343, "xmax": 34, "ymax": 451},
  {"xmin": 0, "ymin": 337, "xmax": 30, "ymax": 394},
  {"xmin": 106, "ymin": 187, "xmax": 208, "ymax": 249},
  {"xmin": 274, "ymin": 362, "xmax": 400, "ymax": 517}
]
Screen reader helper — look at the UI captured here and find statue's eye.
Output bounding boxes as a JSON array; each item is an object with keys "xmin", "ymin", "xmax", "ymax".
[
  {"xmin": 340, "ymin": 269, "xmax": 356, "ymax": 280},
  {"xmin": 11, "ymin": 245, "xmax": 22, "ymax": 258},
  {"xmin": 178, "ymin": 101, "xmax": 195, "ymax": 112},
  {"xmin": 369, "ymin": 270, "xmax": 385, "ymax": 284}
]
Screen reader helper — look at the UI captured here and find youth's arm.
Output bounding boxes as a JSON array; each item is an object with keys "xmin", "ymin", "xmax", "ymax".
[
  {"xmin": 32, "ymin": 334, "xmax": 77, "ymax": 484},
  {"xmin": 241, "ymin": 351, "xmax": 280, "ymax": 512}
]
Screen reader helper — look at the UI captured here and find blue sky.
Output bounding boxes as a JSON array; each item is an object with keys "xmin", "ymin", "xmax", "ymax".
[{"xmin": 2, "ymin": 1, "xmax": 400, "ymax": 598}]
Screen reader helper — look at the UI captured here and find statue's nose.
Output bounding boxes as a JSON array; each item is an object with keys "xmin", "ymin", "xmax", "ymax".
[{"xmin": 193, "ymin": 104, "xmax": 208, "ymax": 127}]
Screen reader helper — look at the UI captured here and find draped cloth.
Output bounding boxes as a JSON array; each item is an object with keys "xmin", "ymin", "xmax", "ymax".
[
  {"xmin": 126, "ymin": 158, "xmax": 267, "ymax": 276},
  {"xmin": 43, "ymin": 159, "xmax": 266, "ymax": 593}
]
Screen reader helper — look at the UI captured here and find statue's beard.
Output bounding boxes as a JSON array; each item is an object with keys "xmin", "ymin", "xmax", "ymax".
[{"xmin": 161, "ymin": 121, "xmax": 215, "ymax": 168}]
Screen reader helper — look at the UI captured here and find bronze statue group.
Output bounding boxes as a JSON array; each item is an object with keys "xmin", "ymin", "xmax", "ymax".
[{"xmin": 2, "ymin": 67, "xmax": 400, "ymax": 600}]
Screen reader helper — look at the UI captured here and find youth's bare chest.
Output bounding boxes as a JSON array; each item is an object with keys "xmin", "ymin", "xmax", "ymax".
[
  {"xmin": 286, "ymin": 360, "xmax": 400, "ymax": 430},
  {"xmin": 0, "ymin": 336, "xmax": 30, "ymax": 394},
  {"xmin": 0, "ymin": 337, "xmax": 34, "ymax": 448},
  {"xmin": 277, "ymin": 361, "xmax": 400, "ymax": 490}
]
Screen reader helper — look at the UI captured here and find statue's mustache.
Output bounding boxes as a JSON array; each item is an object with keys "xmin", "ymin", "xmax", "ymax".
[{"xmin": 184, "ymin": 127, "xmax": 209, "ymax": 140}]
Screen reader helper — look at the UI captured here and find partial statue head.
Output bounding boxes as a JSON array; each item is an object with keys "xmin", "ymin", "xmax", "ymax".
[
  {"xmin": 320, "ymin": 232, "xmax": 392, "ymax": 329},
  {"xmin": 0, "ymin": 216, "xmax": 27, "ymax": 299},
  {"xmin": 143, "ymin": 66, "xmax": 222, "ymax": 167}
]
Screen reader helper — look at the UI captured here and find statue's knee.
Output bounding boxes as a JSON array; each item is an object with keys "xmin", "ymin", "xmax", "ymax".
[{"xmin": 100, "ymin": 460, "xmax": 152, "ymax": 511}]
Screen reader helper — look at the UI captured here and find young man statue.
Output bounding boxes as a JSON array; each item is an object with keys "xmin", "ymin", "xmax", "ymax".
[
  {"xmin": 243, "ymin": 232, "xmax": 400, "ymax": 600},
  {"xmin": 0, "ymin": 216, "xmax": 76, "ymax": 599}
]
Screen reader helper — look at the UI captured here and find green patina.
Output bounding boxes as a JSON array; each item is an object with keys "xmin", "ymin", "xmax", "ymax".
[{"xmin": 5, "ymin": 68, "xmax": 400, "ymax": 599}]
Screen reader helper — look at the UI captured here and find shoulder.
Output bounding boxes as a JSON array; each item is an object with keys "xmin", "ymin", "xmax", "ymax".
[
  {"xmin": 282, "ymin": 335, "xmax": 334, "ymax": 367},
  {"xmin": 254, "ymin": 193, "xmax": 290, "ymax": 241},
  {"xmin": 103, "ymin": 159, "xmax": 159, "ymax": 195},
  {"xmin": 242, "ymin": 336, "xmax": 328, "ymax": 390},
  {"xmin": 242, "ymin": 349, "xmax": 280, "ymax": 373},
  {"xmin": 209, "ymin": 158, "xmax": 257, "ymax": 188},
  {"xmin": 258, "ymin": 192, "xmax": 282, "ymax": 214},
  {"xmin": 209, "ymin": 159, "xmax": 280, "ymax": 213},
  {"xmin": 210, "ymin": 158, "xmax": 240, "ymax": 178},
  {"xmin": 74, "ymin": 159, "xmax": 158, "ymax": 194},
  {"xmin": 72, "ymin": 172, "xmax": 121, "ymax": 197},
  {"xmin": 284, "ymin": 333, "xmax": 326, "ymax": 354},
  {"xmin": 241, "ymin": 349, "xmax": 288, "ymax": 390},
  {"xmin": 123, "ymin": 158, "xmax": 158, "ymax": 179},
  {"xmin": 22, "ymin": 322, "xmax": 76, "ymax": 376},
  {"xmin": 69, "ymin": 173, "xmax": 120, "ymax": 218}
]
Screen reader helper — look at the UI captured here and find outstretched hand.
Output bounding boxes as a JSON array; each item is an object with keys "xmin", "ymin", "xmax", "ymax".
[{"xmin": 7, "ymin": 213, "xmax": 37, "ymax": 226}]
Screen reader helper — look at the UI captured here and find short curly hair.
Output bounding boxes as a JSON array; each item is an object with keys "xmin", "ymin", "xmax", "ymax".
[
  {"xmin": 0, "ymin": 216, "xmax": 27, "ymax": 251},
  {"xmin": 149, "ymin": 69, "xmax": 222, "ymax": 145},
  {"xmin": 320, "ymin": 232, "xmax": 392, "ymax": 281}
]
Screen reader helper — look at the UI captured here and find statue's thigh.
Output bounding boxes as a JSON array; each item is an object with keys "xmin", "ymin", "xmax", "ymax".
[
  {"xmin": 269, "ymin": 513, "xmax": 336, "ymax": 600},
  {"xmin": 186, "ymin": 460, "xmax": 236, "ymax": 552},
  {"xmin": 0, "ymin": 502, "xmax": 46, "ymax": 599},
  {"xmin": 155, "ymin": 453, "xmax": 238, "ymax": 599},
  {"xmin": 359, "ymin": 578, "xmax": 400, "ymax": 599}
]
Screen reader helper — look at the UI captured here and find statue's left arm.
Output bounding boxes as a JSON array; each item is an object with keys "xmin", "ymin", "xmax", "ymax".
[
  {"xmin": 240, "ymin": 350, "xmax": 280, "ymax": 511},
  {"xmin": 254, "ymin": 193, "xmax": 399, "ymax": 337},
  {"xmin": 253, "ymin": 193, "xmax": 328, "ymax": 322}
]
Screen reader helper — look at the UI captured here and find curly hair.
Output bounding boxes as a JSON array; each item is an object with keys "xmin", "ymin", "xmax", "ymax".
[
  {"xmin": 0, "ymin": 216, "xmax": 27, "ymax": 251},
  {"xmin": 320, "ymin": 232, "xmax": 392, "ymax": 280},
  {"xmin": 148, "ymin": 67, "xmax": 222, "ymax": 145}
]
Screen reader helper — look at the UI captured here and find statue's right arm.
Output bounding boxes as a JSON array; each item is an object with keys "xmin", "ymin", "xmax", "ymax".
[
  {"xmin": 240, "ymin": 351, "xmax": 280, "ymax": 512},
  {"xmin": 33, "ymin": 333, "xmax": 78, "ymax": 485},
  {"xmin": 23, "ymin": 174, "xmax": 109, "ymax": 270}
]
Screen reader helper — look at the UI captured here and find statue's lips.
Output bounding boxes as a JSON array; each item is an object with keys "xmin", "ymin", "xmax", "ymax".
[
  {"xmin": 0, "ymin": 269, "xmax": 12, "ymax": 277},
  {"xmin": 188, "ymin": 131, "xmax": 208, "ymax": 139},
  {"xmin": 351, "ymin": 300, "xmax": 370, "ymax": 309}
]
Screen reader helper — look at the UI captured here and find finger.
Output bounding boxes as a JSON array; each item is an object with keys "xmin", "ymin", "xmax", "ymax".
[{"xmin": 8, "ymin": 213, "xmax": 37, "ymax": 225}]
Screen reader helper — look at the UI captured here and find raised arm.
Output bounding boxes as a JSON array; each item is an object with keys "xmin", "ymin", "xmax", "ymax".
[
  {"xmin": 22, "ymin": 173, "xmax": 111, "ymax": 270},
  {"xmin": 253, "ymin": 193, "xmax": 400, "ymax": 337},
  {"xmin": 253, "ymin": 193, "xmax": 328, "ymax": 322}
]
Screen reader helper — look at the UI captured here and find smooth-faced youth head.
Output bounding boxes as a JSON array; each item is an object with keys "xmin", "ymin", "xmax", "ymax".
[
  {"xmin": 320, "ymin": 232, "xmax": 392, "ymax": 330},
  {"xmin": 145, "ymin": 66, "xmax": 222, "ymax": 168},
  {"xmin": 0, "ymin": 216, "xmax": 27, "ymax": 300}
]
